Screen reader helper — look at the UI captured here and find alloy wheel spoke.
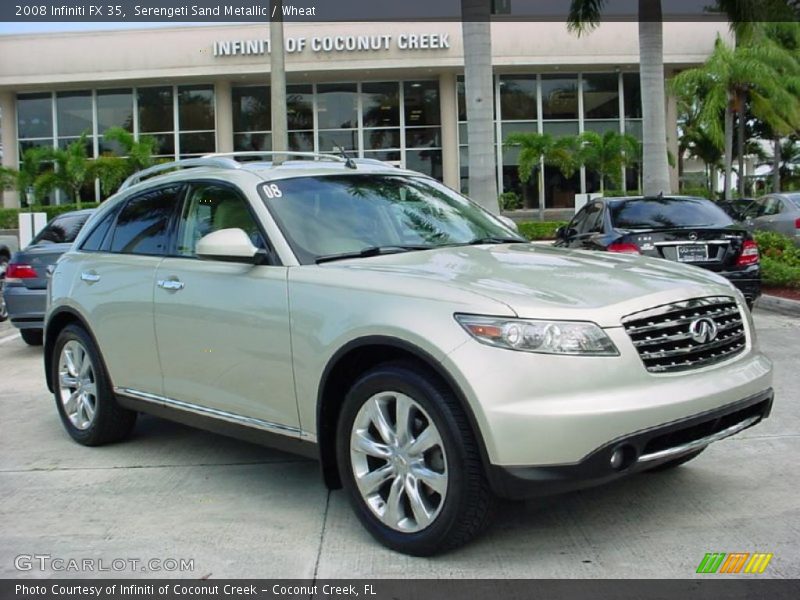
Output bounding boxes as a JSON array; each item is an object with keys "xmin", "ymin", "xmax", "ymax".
[
  {"xmin": 394, "ymin": 394, "xmax": 413, "ymax": 446},
  {"xmin": 357, "ymin": 463, "xmax": 395, "ymax": 495},
  {"xmin": 79, "ymin": 354, "xmax": 91, "ymax": 377},
  {"xmin": 81, "ymin": 395, "xmax": 96, "ymax": 422},
  {"xmin": 82, "ymin": 382, "xmax": 97, "ymax": 398},
  {"xmin": 411, "ymin": 464, "xmax": 447, "ymax": 496},
  {"xmin": 384, "ymin": 476, "xmax": 405, "ymax": 527},
  {"xmin": 64, "ymin": 390, "xmax": 79, "ymax": 414},
  {"xmin": 60, "ymin": 372, "xmax": 79, "ymax": 389},
  {"xmin": 64, "ymin": 348, "xmax": 79, "ymax": 377},
  {"xmin": 404, "ymin": 475, "xmax": 433, "ymax": 528},
  {"xmin": 406, "ymin": 424, "xmax": 439, "ymax": 456},
  {"xmin": 368, "ymin": 398, "xmax": 396, "ymax": 445},
  {"xmin": 351, "ymin": 430, "xmax": 392, "ymax": 459}
]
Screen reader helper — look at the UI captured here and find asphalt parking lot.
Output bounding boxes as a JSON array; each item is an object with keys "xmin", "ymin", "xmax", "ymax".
[{"xmin": 0, "ymin": 310, "xmax": 798, "ymax": 579}]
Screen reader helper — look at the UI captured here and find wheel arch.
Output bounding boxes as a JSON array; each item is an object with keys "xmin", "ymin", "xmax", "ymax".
[
  {"xmin": 44, "ymin": 307, "xmax": 97, "ymax": 393},
  {"xmin": 315, "ymin": 335, "xmax": 490, "ymax": 490}
]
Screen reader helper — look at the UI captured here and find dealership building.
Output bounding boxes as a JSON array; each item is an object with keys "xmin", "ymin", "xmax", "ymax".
[{"xmin": 0, "ymin": 21, "xmax": 728, "ymax": 209}]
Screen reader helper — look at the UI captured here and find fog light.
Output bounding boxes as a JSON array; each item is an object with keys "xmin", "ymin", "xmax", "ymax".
[{"xmin": 610, "ymin": 447, "xmax": 625, "ymax": 470}]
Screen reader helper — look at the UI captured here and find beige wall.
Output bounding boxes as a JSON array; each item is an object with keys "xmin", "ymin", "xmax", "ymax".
[{"xmin": 0, "ymin": 22, "xmax": 728, "ymax": 90}]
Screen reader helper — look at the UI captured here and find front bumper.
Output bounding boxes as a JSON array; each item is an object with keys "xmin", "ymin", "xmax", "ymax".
[
  {"xmin": 4, "ymin": 285, "xmax": 46, "ymax": 330},
  {"xmin": 488, "ymin": 389, "xmax": 773, "ymax": 499}
]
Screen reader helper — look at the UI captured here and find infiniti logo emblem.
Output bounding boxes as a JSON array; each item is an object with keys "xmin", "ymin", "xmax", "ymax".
[{"xmin": 689, "ymin": 317, "xmax": 718, "ymax": 344}]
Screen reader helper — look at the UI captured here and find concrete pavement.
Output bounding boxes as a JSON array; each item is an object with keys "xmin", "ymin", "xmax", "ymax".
[{"xmin": 0, "ymin": 311, "xmax": 798, "ymax": 579}]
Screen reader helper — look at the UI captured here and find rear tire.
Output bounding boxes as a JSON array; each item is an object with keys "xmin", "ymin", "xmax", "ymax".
[
  {"xmin": 336, "ymin": 360, "xmax": 494, "ymax": 556},
  {"xmin": 0, "ymin": 255, "xmax": 8, "ymax": 323},
  {"xmin": 52, "ymin": 324, "xmax": 136, "ymax": 446},
  {"xmin": 20, "ymin": 329, "xmax": 43, "ymax": 346},
  {"xmin": 644, "ymin": 448, "xmax": 705, "ymax": 472}
]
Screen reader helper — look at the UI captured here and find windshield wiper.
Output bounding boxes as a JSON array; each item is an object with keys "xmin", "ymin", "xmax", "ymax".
[
  {"xmin": 464, "ymin": 236, "xmax": 527, "ymax": 245},
  {"xmin": 315, "ymin": 245, "xmax": 433, "ymax": 264}
]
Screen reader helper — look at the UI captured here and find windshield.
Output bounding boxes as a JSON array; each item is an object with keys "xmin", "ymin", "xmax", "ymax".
[
  {"xmin": 609, "ymin": 198, "xmax": 733, "ymax": 230},
  {"xmin": 259, "ymin": 174, "xmax": 522, "ymax": 264},
  {"xmin": 32, "ymin": 212, "xmax": 91, "ymax": 245}
]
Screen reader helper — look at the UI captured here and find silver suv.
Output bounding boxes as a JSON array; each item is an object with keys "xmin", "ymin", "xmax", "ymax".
[{"xmin": 45, "ymin": 152, "xmax": 774, "ymax": 555}]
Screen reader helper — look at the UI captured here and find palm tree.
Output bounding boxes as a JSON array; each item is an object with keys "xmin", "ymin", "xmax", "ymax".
[
  {"xmin": 35, "ymin": 134, "xmax": 93, "ymax": 208},
  {"xmin": 578, "ymin": 130, "xmax": 640, "ymax": 195},
  {"xmin": 568, "ymin": 0, "xmax": 672, "ymax": 196},
  {"xmin": 0, "ymin": 146, "xmax": 51, "ymax": 205},
  {"xmin": 671, "ymin": 34, "xmax": 800, "ymax": 200},
  {"xmin": 505, "ymin": 132, "xmax": 584, "ymax": 210},
  {"xmin": 461, "ymin": 0, "xmax": 499, "ymax": 213},
  {"xmin": 92, "ymin": 126, "xmax": 159, "ymax": 196}
]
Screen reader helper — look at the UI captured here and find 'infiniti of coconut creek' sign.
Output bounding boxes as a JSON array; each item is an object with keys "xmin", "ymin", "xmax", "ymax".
[{"xmin": 213, "ymin": 33, "xmax": 451, "ymax": 57}]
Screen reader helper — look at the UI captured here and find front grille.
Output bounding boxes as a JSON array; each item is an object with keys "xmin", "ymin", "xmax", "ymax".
[{"xmin": 622, "ymin": 296, "xmax": 746, "ymax": 373}]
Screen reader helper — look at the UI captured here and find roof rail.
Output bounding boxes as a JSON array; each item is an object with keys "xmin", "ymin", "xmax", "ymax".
[
  {"xmin": 202, "ymin": 151, "xmax": 348, "ymax": 164},
  {"xmin": 119, "ymin": 157, "xmax": 241, "ymax": 191}
]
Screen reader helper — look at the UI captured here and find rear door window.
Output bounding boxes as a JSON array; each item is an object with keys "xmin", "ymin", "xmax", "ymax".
[
  {"xmin": 32, "ymin": 212, "xmax": 91, "ymax": 245},
  {"xmin": 108, "ymin": 185, "xmax": 183, "ymax": 255}
]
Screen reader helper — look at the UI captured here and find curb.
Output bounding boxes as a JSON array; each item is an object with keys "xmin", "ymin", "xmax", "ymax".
[{"xmin": 756, "ymin": 294, "xmax": 800, "ymax": 318}]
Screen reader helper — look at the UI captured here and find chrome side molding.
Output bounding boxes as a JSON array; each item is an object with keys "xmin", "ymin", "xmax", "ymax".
[{"xmin": 114, "ymin": 387, "xmax": 314, "ymax": 442}]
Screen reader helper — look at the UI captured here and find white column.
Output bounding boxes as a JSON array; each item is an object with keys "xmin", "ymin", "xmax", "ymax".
[
  {"xmin": 0, "ymin": 91, "xmax": 20, "ymax": 208},
  {"xmin": 665, "ymin": 71, "xmax": 680, "ymax": 193},
  {"xmin": 215, "ymin": 80, "xmax": 234, "ymax": 153},
  {"xmin": 438, "ymin": 72, "xmax": 459, "ymax": 190}
]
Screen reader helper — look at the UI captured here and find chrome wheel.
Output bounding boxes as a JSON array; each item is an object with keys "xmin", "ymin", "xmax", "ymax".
[
  {"xmin": 58, "ymin": 340, "xmax": 97, "ymax": 430},
  {"xmin": 350, "ymin": 391, "xmax": 448, "ymax": 533}
]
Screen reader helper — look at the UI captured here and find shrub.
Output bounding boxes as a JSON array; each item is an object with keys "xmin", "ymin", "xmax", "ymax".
[
  {"xmin": 517, "ymin": 221, "xmax": 569, "ymax": 241},
  {"xmin": 0, "ymin": 203, "xmax": 101, "ymax": 229},
  {"xmin": 499, "ymin": 191, "xmax": 522, "ymax": 211},
  {"xmin": 755, "ymin": 231, "xmax": 800, "ymax": 288}
]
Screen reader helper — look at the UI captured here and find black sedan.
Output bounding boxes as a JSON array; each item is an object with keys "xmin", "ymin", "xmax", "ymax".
[{"xmin": 554, "ymin": 196, "xmax": 761, "ymax": 308}]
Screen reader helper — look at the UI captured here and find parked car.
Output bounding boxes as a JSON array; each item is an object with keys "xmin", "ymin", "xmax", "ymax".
[
  {"xmin": 45, "ymin": 154, "xmax": 773, "ymax": 556},
  {"xmin": 554, "ymin": 196, "xmax": 761, "ymax": 308},
  {"xmin": 5, "ymin": 209, "xmax": 94, "ymax": 345},
  {"xmin": 716, "ymin": 197, "xmax": 755, "ymax": 222},
  {"xmin": 742, "ymin": 193, "xmax": 800, "ymax": 245},
  {"xmin": 0, "ymin": 234, "xmax": 18, "ymax": 322}
]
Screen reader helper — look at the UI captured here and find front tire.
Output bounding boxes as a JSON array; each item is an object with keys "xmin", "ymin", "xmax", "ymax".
[
  {"xmin": 52, "ymin": 324, "xmax": 136, "ymax": 446},
  {"xmin": 336, "ymin": 361, "xmax": 494, "ymax": 556},
  {"xmin": 20, "ymin": 329, "xmax": 43, "ymax": 346}
]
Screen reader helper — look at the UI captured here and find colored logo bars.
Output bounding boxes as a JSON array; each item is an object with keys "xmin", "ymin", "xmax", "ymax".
[{"xmin": 696, "ymin": 552, "xmax": 773, "ymax": 574}]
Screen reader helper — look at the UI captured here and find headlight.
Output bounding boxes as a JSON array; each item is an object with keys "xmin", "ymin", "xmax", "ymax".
[{"xmin": 454, "ymin": 314, "xmax": 619, "ymax": 356}]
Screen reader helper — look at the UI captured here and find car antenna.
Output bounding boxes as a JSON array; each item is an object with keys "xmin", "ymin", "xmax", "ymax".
[{"xmin": 333, "ymin": 145, "xmax": 357, "ymax": 170}]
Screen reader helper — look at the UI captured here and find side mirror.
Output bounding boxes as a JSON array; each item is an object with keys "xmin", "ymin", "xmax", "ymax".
[
  {"xmin": 497, "ymin": 215, "xmax": 519, "ymax": 233},
  {"xmin": 196, "ymin": 228, "xmax": 258, "ymax": 263},
  {"xmin": 555, "ymin": 226, "xmax": 567, "ymax": 240}
]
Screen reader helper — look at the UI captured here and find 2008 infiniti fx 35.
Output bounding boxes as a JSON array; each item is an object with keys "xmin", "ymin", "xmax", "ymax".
[{"xmin": 45, "ymin": 152, "xmax": 773, "ymax": 555}]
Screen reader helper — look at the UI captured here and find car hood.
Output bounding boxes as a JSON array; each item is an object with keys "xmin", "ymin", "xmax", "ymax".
[{"xmin": 322, "ymin": 244, "xmax": 739, "ymax": 327}]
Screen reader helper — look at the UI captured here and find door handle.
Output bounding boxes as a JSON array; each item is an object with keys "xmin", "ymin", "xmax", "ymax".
[
  {"xmin": 80, "ymin": 272, "xmax": 100, "ymax": 283},
  {"xmin": 157, "ymin": 279, "xmax": 185, "ymax": 291}
]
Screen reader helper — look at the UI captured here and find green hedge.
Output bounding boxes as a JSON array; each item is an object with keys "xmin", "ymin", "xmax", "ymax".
[
  {"xmin": 0, "ymin": 203, "xmax": 101, "ymax": 229},
  {"xmin": 517, "ymin": 221, "xmax": 568, "ymax": 241},
  {"xmin": 754, "ymin": 231, "xmax": 800, "ymax": 289}
]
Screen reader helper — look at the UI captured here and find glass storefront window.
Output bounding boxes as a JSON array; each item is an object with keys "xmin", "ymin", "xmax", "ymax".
[
  {"xmin": 362, "ymin": 82, "xmax": 399, "ymax": 128},
  {"xmin": 583, "ymin": 73, "xmax": 619, "ymax": 120},
  {"xmin": 365, "ymin": 128, "xmax": 401, "ymax": 150},
  {"xmin": 316, "ymin": 83, "xmax": 357, "ymax": 129},
  {"xmin": 499, "ymin": 76, "xmax": 537, "ymax": 120},
  {"xmin": 404, "ymin": 81, "xmax": 440, "ymax": 126},
  {"xmin": 138, "ymin": 86, "xmax": 173, "ymax": 133},
  {"xmin": 17, "ymin": 93, "xmax": 53, "ymax": 140},
  {"xmin": 234, "ymin": 132, "xmax": 272, "ymax": 152},
  {"xmin": 406, "ymin": 127, "xmax": 441, "ymax": 149},
  {"xmin": 406, "ymin": 149, "xmax": 443, "ymax": 180},
  {"xmin": 180, "ymin": 132, "xmax": 216, "ymax": 156},
  {"xmin": 233, "ymin": 86, "xmax": 270, "ymax": 133},
  {"xmin": 583, "ymin": 120, "xmax": 621, "ymax": 135},
  {"xmin": 542, "ymin": 121, "xmax": 579, "ymax": 137},
  {"xmin": 541, "ymin": 75, "xmax": 578, "ymax": 120},
  {"xmin": 287, "ymin": 84, "xmax": 314, "ymax": 130},
  {"xmin": 56, "ymin": 91, "xmax": 92, "ymax": 138},
  {"xmin": 178, "ymin": 85, "xmax": 214, "ymax": 131},
  {"xmin": 623, "ymin": 73, "xmax": 642, "ymax": 118},
  {"xmin": 317, "ymin": 130, "xmax": 358, "ymax": 153}
]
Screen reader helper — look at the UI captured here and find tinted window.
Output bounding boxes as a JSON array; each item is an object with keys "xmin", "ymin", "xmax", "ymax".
[
  {"xmin": 109, "ymin": 186, "xmax": 181, "ymax": 255},
  {"xmin": 609, "ymin": 198, "xmax": 733, "ymax": 229},
  {"xmin": 785, "ymin": 194, "xmax": 800, "ymax": 209},
  {"xmin": 80, "ymin": 208, "xmax": 119, "ymax": 252},
  {"xmin": 33, "ymin": 213, "xmax": 91, "ymax": 245},
  {"xmin": 176, "ymin": 183, "xmax": 265, "ymax": 257}
]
